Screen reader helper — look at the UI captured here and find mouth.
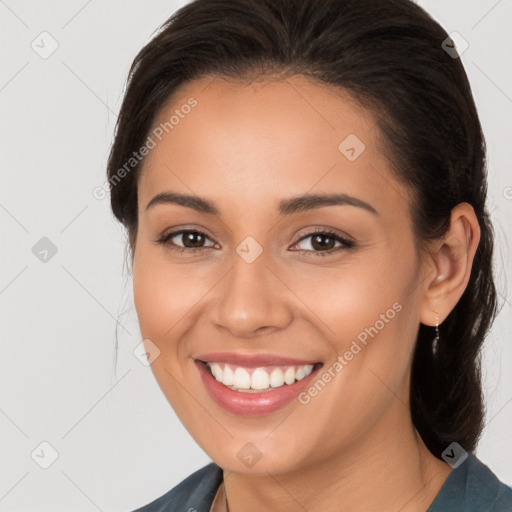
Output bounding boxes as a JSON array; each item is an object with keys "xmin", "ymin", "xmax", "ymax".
[
  {"xmin": 201, "ymin": 360, "xmax": 319, "ymax": 392},
  {"xmin": 194, "ymin": 354, "xmax": 323, "ymax": 416}
]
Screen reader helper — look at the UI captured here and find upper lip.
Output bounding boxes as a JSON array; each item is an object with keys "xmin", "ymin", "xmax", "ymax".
[{"xmin": 195, "ymin": 352, "xmax": 320, "ymax": 368}]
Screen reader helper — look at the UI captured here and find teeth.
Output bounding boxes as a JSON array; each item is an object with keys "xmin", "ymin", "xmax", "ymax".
[
  {"xmin": 223, "ymin": 365, "xmax": 234, "ymax": 386},
  {"xmin": 269, "ymin": 368, "xmax": 285, "ymax": 388},
  {"xmin": 284, "ymin": 367, "xmax": 296, "ymax": 385},
  {"xmin": 210, "ymin": 362, "xmax": 223, "ymax": 382},
  {"xmin": 251, "ymin": 368, "xmax": 270, "ymax": 390},
  {"xmin": 233, "ymin": 367, "xmax": 251, "ymax": 389},
  {"xmin": 206, "ymin": 362, "xmax": 315, "ymax": 391}
]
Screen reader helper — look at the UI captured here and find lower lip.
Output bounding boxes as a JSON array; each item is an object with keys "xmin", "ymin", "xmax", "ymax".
[{"xmin": 195, "ymin": 360, "xmax": 322, "ymax": 416}]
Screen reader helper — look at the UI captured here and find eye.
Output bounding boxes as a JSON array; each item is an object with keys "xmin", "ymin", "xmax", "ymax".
[
  {"xmin": 155, "ymin": 228, "xmax": 356, "ymax": 257},
  {"xmin": 290, "ymin": 229, "xmax": 355, "ymax": 257},
  {"xmin": 155, "ymin": 229, "xmax": 217, "ymax": 254}
]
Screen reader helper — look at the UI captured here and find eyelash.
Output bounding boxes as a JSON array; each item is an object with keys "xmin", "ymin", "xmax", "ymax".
[{"xmin": 155, "ymin": 228, "xmax": 356, "ymax": 258}]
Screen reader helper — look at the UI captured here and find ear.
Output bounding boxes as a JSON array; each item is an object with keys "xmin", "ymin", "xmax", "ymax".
[{"xmin": 419, "ymin": 202, "xmax": 481, "ymax": 327}]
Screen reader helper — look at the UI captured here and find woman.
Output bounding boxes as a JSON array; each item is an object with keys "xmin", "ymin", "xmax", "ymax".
[{"xmin": 107, "ymin": 0, "xmax": 512, "ymax": 510}]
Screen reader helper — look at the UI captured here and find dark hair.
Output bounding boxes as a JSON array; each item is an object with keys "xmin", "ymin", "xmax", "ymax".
[{"xmin": 107, "ymin": 0, "xmax": 498, "ymax": 459}]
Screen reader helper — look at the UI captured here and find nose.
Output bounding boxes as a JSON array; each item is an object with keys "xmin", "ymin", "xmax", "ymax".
[{"xmin": 211, "ymin": 251, "xmax": 294, "ymax": 338}]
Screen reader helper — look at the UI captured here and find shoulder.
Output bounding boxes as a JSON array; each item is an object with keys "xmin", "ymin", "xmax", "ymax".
[
  {"xmin": 428, "ymin": 452, "xmax": 512, "ymax": 512},
  {"xmin": 130, "ymin": 462, "xmax": 223, "ymax": 512},
  {"xmin": 464, "ymin": 454, "xmax": 512, "ymax": 511}
]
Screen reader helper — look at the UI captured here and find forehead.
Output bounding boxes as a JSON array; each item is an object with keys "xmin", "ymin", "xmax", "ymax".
[{"xmin": 138, "ymin": 74, "xmax": 409, "ymax": 220}]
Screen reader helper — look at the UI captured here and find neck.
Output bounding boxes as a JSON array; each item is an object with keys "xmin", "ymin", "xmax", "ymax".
[{"xmin": 221, "ymin": 405, "xmax": 451, "ymax": 512}]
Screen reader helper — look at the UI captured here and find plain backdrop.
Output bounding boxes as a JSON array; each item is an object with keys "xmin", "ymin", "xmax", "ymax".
[{"xmin": 0, "ymin": 1, "xmax": 511, "ymax": 510}]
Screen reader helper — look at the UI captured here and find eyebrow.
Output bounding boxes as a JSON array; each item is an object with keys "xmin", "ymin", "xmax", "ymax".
[{"xmin": 145, "ymin": 191, "xmax": 378, "ymax": 216}]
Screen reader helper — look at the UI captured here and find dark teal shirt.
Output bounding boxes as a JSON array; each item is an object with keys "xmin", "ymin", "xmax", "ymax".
[{"xmin": 131, "ymin": 452, "xmax": 512, "ymax": 511}]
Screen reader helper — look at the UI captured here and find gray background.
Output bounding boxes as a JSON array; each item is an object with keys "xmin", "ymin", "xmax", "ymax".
[{"xmin": 1, "ymin": 1, "xmax": 511, "ymax": 510}]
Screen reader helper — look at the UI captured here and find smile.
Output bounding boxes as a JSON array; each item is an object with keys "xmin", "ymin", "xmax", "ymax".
[
  {"xmin": 194, "ymin": 353, "xmax": 323, "ymax": 415},
  {"xmin": 206, "ymin": 362, "xmax": 315, "ymax": 392}
]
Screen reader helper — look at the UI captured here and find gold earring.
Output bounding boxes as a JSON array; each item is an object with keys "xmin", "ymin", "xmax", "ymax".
[{"xmin": 432, "ymin": 311, "xmax": 440, "ymax": 356}]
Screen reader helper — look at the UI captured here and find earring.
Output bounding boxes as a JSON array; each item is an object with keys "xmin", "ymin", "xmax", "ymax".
[{"xmin": 432, "ymin": 311, "xmax": 440, "ymax": 356}]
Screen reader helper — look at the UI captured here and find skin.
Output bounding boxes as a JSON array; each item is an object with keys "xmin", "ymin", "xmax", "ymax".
[{"xmin": 132, "ymin": 74, "xmax": 480, "ymax": 512}]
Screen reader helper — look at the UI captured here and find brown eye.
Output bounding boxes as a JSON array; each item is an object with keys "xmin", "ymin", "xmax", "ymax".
[
  {"xmin": 175, "ymin": 231, "xmax": 207, "ymax": 248},
  {"xmin": 292, "ymin": 230, "xmax": 355, "ymax": 257},
  {"xmin": 156, "ymin": 229, "xmax": 217, "ymax": 253}
]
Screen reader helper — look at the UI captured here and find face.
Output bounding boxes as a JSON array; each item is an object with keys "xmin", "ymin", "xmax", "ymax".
[{"xmin": 132, "ymin": 74, "xmax": 429, "ymax": 475}]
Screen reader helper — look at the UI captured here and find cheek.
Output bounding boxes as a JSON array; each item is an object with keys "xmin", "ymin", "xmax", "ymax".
[
  {"xmin": 283, "ymin": 257, "xmax": 420, "ymax": 443},
  {"xmin": 133, "ymin": 244, "xmax": 209, "ymax": 340},
  {"xmin": 132, "ymin": 246, "xmax": 210, "ymax": 403},
  {"xmin": 289, "ymin": 255, "xmax": 410, "ymax": 340},
  {"xmin": 286, "ymin": 249, "xmax": 420, "ymax": 388}
]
